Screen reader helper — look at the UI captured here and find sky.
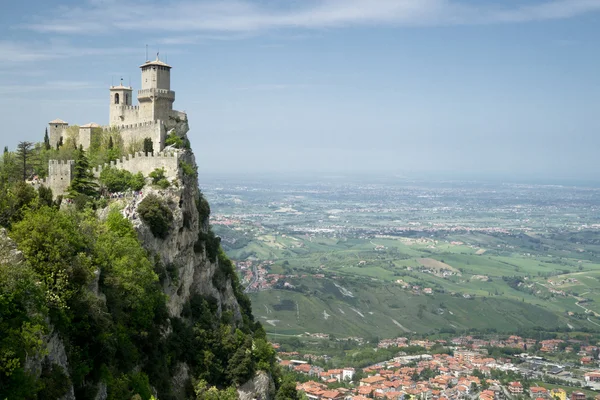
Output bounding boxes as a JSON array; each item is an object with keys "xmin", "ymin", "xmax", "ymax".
[{"xmin": 1, "ymin": 0, "xmax": 599, "ymax": 180}]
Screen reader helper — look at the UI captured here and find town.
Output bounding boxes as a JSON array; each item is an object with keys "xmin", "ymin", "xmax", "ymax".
[{"xmin": 271, "ymin": 335, "xmax": 600, "ymax": 400}]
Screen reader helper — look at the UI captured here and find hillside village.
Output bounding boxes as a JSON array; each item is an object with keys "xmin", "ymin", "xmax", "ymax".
[{"xmin": 273, "ymin": 335, "xmax": 600, "ymax": 400}]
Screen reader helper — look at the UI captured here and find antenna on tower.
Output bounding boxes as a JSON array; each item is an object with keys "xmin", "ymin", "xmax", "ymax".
[{"xmin": 145, "ymin": 44, "xmax": 148, "ymax": 62}]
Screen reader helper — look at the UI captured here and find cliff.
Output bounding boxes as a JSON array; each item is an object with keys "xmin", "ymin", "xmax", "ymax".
[{"xmin": 0, "ymin": 124, "xmax": 281, "ymax": 400}]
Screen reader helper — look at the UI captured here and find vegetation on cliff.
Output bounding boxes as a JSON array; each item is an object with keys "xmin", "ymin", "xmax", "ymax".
[{"xmin": 0, "ymin": 143, "xmax": 295, "ymax": 399}]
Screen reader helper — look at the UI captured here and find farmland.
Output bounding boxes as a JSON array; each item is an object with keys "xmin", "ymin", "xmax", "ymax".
[{"xmin": 200, "ymin": 175, "xmax": 600, "ymax": 338}]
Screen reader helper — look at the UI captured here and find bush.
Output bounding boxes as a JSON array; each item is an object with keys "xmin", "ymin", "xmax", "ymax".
[
  {"xmin": 180, "ymin": 161, "xmax": 196, "ymax": 178},
  {"xmin": 196, "ymin": 191, "xmax": 211, "ymax": 224},
  {"xmin": 149, "ymin": 168, "xmax": 169, "ymax": 189},
  {"xmin": 100, "ymin": 167, "xmax": 146, "ymax": 193},
  {"xmin": 165, "ymin": 132, "xmax": 184, "ymax": 149},
  {"xmin": 130, "ymin": 172, "xmax": 145, "ymax": 191},
  {"xmin": 138, "ymin": 195, "xmax": 173, "ymax": 239}
]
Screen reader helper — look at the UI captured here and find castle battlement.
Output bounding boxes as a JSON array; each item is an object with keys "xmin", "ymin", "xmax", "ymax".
[
  {"xmin": 116, "ymin": 119, "xmax": 162, "ymax": 131},
  {"xmin": 92, "ymin": 150, "xmax": 179, "ymax": 179},
  {"xmin": 49, "ymin": 160, "xmax": 75, "ymax": 166},
  {"xmin": 45, "ymin": 57, "xmax": 186, "ymax": 198},
  {"xmin": 138, "ymin": 88, "xmax": 174, "ymax": 96}
]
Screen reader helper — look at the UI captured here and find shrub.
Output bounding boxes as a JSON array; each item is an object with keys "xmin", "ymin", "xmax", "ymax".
[
  {"xmin": 149, "ymin": 168, "xmax": 169, "ymax": 189},
  {"xmin": 196, "ymin": 191, "xmax": 210, "ymax": 224},
  {"xmin": 165, "ymin": 132, "xmax": 184, "ymax": 149},
  {"xmin": 138, "ymin": 194, "xmax": 173, "ymax": 239},
  {"xmin": 130, "ymin": 172, "xmax": 145, "ymax": 191},
  {"xmin": 180, "ymin": 161, "xmax": 196, "ymax": 178},
  {"xmin": 100, "ymin": 167, "xmax": 131, "ymax": 193}
]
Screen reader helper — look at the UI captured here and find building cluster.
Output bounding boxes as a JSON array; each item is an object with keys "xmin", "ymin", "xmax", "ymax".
[
  {"xmin": 39, "ymin": 57, "xmax": 187, "ymax": 198},
  {"xmin": 278, "ymin": 336, "xmax": 600, "ymax": 400}
]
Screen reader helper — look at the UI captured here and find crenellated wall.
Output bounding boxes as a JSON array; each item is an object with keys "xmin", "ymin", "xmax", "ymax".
[
  {"xmin": 92, "ymin": 151, "xmax": 179, "ymax": 180},
  {"xmin": 115, "ymin": 119, "xmax": 167, "ymax": 152},
  {"xmin": 47, "ymin": 160, "xmax": 75, "ymax": 197}
]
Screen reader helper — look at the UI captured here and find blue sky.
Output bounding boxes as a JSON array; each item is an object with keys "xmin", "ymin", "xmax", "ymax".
[{"xmin": 1, "ymin": 0, "xmax": 599, "ymax": 179}]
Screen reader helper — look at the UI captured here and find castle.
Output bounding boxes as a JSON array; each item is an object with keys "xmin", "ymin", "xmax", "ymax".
[
  {"xmin": 48, "ymin": 56, "xmax": 186, "ymax": 154},
  {"xmin": 43, "ymin": 56, "xmax": 187, "ymax": 197}
]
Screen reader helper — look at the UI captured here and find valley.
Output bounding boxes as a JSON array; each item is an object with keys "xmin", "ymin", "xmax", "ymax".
[{"xmin": 200, "ymin": 176, "xmax": 600, "ymax": 339}]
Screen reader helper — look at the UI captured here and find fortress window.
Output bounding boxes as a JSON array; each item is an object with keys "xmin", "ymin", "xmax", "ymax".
[
  {"xmin": 125, "ymin": 93, "xmax": 129, "ymax": 104},
  {"xmin": 115, "ymin": 93, "xmax": 120, "ymax": 104}
]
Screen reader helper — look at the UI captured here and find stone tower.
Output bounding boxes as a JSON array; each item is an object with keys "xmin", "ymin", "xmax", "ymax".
[
  {"xmin": 47, "ymin": 160, "xmax": 75, "ymax": 196},
  {"xmin": 48, "ymin": 119, "xmax": 68, "ymax": 149},
  {"xmin": 109, "ymin": 79, "xmax": 134, "ymax": 125},
  {"xmin": 138, "ymin": 56, "xmax": 175, "ymax": 122}
]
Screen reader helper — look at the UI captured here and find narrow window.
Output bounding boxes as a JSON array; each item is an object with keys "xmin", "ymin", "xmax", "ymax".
[
  {"xmin": 115, "ymin": 93, "xmax": 120, "ymax": 104},
  {"xmin": 125, "ymin": 93, "xmax": 129, "ymax": 104}
]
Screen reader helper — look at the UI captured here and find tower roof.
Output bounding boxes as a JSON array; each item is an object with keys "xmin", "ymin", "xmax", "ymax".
[
  {"xmin": 49, "ymin": 118, "xmax": 68, "ymax": 124},
  {"xmin": 110, "ymin": 84, "xmax": 133, "ymax": 90},
  {"xmin": 140, "ymin": 56, "xmax": 171, "ymax": 69},
  {"xmin": 80, "ymin": 123, "xmax": 100, "ymax": 128}
]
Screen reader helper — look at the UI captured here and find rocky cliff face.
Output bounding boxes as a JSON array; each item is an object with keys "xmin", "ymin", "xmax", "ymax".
[
  {"xmin": 129, "ymin": 149, "xmax": 242, "ymax": 322},
  {"xmin": 123, "ymin": 128, "xmax": 271, "ymax": 398}
]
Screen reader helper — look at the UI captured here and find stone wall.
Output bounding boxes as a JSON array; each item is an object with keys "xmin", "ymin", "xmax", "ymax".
[
  {"xmin": 115, "ymin": 120, "xmax": 166, "ymax": 152},
  {"xmin": 110, "ymin": 104, "xmax": 140, "ymax": 126},
  {"xmin": 47, "ymin": 160, "xmax": 74, "ymax": 197},
  {"xmin": 92, "ymin": 151, "xmax": 179, "ymax": 180}
]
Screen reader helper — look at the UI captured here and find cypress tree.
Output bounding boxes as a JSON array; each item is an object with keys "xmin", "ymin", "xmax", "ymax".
[
  {"xmin": 143, "ymin": 137, "xmax": 153, "ymax": 154},
  {"xmin": 67, "ymin": 146, "xmax": 98, "ymax": 198},
  {"xmin": 108, "ymin": 136, "xmax": 114, "ymax": 150},
  {"xmin": 43, "ymin": 128, "xmax": 51, "ymax": 151}
]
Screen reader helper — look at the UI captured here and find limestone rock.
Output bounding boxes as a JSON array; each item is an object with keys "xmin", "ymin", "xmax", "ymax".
[{"xmin": 238, "ymin": 371, "xmax": 276, "ymax": 400}]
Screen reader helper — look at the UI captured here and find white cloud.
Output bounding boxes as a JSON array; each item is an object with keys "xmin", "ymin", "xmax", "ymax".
[
  {"xmin": 0, "ymin": 81, "xmax": 101, "ymax": 95},
  {"xmin": 20, "ymin": 0, "xmax": 600, "ymax": 35},
  {"xmin": 0, "ymin": 40, "xmax": 139, "ymax": 66}
]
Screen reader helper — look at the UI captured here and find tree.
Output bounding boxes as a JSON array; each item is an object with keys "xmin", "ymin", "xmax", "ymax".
[
  {"xmin": 67, "ymin": 146, "xmax": 98, "ymax": 198},
  {"xmin": 108, "ymin": 136, "xmax": 114, "ymax": 150},
  {"xmin": 165, "ymin": 131, "xmax": 184, "ymax": 148},
  {"xmin": 43, "ymin": 129, "xmax": 51, "ymax": 151},
  {"xmin": 137, "ymin": 194, "xmax": 173, "ymax": 239},
  {"xmin": 15, "ymin": 141, "xmax": 34, "ymax": 182},
  {"xmin": 276, "ymin": 376, "xmax": 300, "ymax": 400},
  {"xmin": 143, "ymin": 138, "xmax": 153, "ymax": 154},
  {"xmin": 194, "ymin": 380, "xmax": 238, "ymax": 400}
]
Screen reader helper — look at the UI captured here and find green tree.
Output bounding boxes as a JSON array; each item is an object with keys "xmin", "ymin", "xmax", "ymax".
[
  {"xmin": 143, "ymin": 138, "xmax": 153, "ymax": 154},
  {"xmin": 138, "ymin": 194, "xmax": 173, "ymax": 239},
  {"xmin": 0, "ymin": 259, "xmax": 48, "ymax": 399},
  {"xmin": 67, "ymin": 146, "xmax": 98, "ymax": 198},
  {"xmin": 43, "ymin": 129, "xmax": 51, "ymax": 151},
  {"xmin": 15, "ymin": 141, "xmax": 34, "ymax": 182},
  {"xmin": 276, "ymin": 375, "xmax": 300, "ymax": 400},
  {"xmin": 165, "ymin": 131, "xmax": 184, "ymax": 148},
  {"xmin": 149, "ymin": 168, "xmax": 169, "ymax": 189},
  {"xmin": 11, "ymin": 206, "xmax": 92, "ymax": 310}
]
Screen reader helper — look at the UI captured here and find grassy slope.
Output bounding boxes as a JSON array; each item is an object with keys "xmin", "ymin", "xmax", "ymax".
[{"xmin": 220, "ymin": 227, "xmax": 600, "ymax": 337}]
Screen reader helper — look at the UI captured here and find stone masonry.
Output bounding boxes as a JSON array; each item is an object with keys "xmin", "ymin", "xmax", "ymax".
[{"xmin": 43, "ymin": 56, "xmax": 188, "ymax": 198}]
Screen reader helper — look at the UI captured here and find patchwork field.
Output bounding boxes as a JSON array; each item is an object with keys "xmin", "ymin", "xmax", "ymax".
[{"xmin": 202, "ymin": 176, "xmax": 600, "ymax": 338}]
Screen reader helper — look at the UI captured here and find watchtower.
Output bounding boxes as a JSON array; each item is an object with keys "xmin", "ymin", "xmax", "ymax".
[
  {"xmin": 138, "ymin": 55, "xmax": 175, "ymax": 122},
  {"xmin": 109, "ymin": 78, "xmax": 134, "ymax": 125},
  {"xmin": 48, "ymin": 119, "xmax": 68, "ymax": 149}
]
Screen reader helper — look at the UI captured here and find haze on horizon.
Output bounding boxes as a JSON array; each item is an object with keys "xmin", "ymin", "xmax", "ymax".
[{"xmin": 1, "ymin": 0, "xmax": 599, "ymax": 181}]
